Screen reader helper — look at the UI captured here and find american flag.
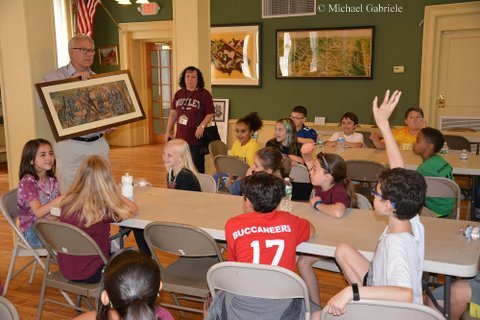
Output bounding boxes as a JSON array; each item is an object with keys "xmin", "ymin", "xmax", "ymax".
[{"xmin": 76, "ymin": 0, "xmax": 101, "ymax": 37}]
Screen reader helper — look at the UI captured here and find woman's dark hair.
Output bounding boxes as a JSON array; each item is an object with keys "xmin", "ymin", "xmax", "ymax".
[
  {"xmin": 241, "ymin": 172, "xmax": 285, "ymax": 213},
  {"xmin": 237, "ymin": 112, "xmax": 263, "ymax": 132},
  {"xmin": 96, "ymin": 249, "xmax": 160, "ymax": 320},
  {"xmin": 19, "ymin": 139, "xmax": 55, "ymax": 180},
  {"xmin": 316, "ymin": 152, "xmax": 357, "ymax": 208},
  {"xmin": 340, "ymin": 112, "xmax": 359, "ymax": 126},
  {"xmin": 256, "ymin": 147, "xmax": 291, "ymax": 178},
  {"xmin": 420, "ymin": 127, "xmax": 445, "ymax": 153},
  {"xmin": 179, "ymin": 66, "xmax": 205, "ymax": 89},
  {"xmin": 378, "ymin": 168, "xmax": 426, "ymax": 220}
]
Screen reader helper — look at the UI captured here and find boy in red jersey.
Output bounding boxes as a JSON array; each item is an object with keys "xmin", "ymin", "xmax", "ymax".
[{"xmin": 225, "ymin": 172, "xmax": 315, "ymax": 271}]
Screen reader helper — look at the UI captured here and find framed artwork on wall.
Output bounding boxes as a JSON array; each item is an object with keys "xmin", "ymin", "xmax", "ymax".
[
  {"xmin": 212, "ymin": 98, "xmax": 230, "ymax": 144},
  {"xmin": 210, "ymin": 23, "xmax": 261, "ymax": 86},
  {"xmin": 276, "ymin": 26, "xmax": 374, "ymax": 79},
  {"xmin": 35, "ymin": 70, "xmax": 145, "ymax": 141},
  {"xmin": 98, "ymin": 45, "xmax": 119, "ymax": 66}
]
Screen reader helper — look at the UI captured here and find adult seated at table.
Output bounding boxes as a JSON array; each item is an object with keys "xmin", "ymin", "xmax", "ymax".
[
  {"xmin": 413, "ymin": 127, "xmax": 455, "ymax": 218},
  {"xmin": 370, "ymin": 107, "xmax": 426, "ymax": 150}
]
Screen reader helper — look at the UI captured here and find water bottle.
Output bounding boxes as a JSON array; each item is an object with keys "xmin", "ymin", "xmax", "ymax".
[
  {"xmin": 316, "ymin": 135, "xmax": 324, "ymax": 153},
  {"xmin": 337, "ymin": 133, "xmax": 345, "ymax": 153},
  {"xmin": 280, "ymin": 177, "xmax": 293, "ymax": 212},
  {"xmin": 121, "ymin": 173, "xmax": 134, "ymax": 201},
  {"xmin": 440, "ymin": 142, "xmax": 449, "ymax": 154}
]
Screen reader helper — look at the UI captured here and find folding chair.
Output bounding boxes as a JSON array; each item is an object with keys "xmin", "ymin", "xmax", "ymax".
[
  {"xmin": 197, "ymin": 173, "xmax": 217, "ymax": 193},
  {"xmin": 0, "ymin": 296, "xmax": 20, "ymax": 320},
  {"xmin": 424, "ymin": 176, "xmax": 462, "ymax": 220},
  {"xmin": 34, "ymin": 220, "xmax": 108, "ymax": 319},
  {"xmin": 0, "ymin": 188, "xmax": 47, "ymax": 297},
  {"xmin": 321, "ymin": 299, "xmax": 446, "ymax": 320},
  {"xmin": 208, "ymin": 140, "xmax": 228, "ymax": 160},
  {"xmin": 144, "ymin": 222, "xmax": 223, "ymax": 314},
  {"xmin": 290, "ymin": 164, "xmax": 313, "ymax": 201},
  {"xmin": 206, "ymin": 261, "xmax": 311, "ymax": 320},
  {"xmin": 443, "ymin": 134, "xmax": 471, "ymax": 152},
  {"xmin": 356, "ymin": 192, "xmax": 372, "ymax": 210},
  {"xmin": 213, "ymin": 155, "xmax": 249, "ymax": 192},
  {"xmin": 346, "ymin": 160, "xmax": 387, "ymax": 201},
  {"xmin": 358, "ymin": 131, "xmax": 376, "ymax": 148}
]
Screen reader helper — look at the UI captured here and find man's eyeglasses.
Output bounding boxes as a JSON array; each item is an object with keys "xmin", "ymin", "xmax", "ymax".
[
  {"xmin": 370, "ymin": 189, "xmax": 396, "ymax": 208},
  {"xmin": 73, "ymin": 47, "xmax": 95, "ymax": 55}
]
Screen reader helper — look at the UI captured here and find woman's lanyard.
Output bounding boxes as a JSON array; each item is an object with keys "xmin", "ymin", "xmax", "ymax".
[
  {"xmin": 167, "ymin": 171, "xmax": 179, "ymax": 189},
  {"xmin": 180, "ymin": 89, "xmax": 196, "ymax": 114}
]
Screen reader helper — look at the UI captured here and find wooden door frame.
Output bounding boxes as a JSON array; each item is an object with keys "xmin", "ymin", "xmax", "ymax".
[{"xmin": 419, "ymin": 1, "xmax": 480, "ymax": 127}]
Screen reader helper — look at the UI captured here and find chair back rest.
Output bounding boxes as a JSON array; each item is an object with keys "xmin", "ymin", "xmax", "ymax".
[
  {"xmin": 443, "ymin": 134, "xmax": 471, "ymax": 152},
  {"xmin": 144, "ymin": 222, "xmax": 223, "ymax": 258},
  {"xmin": 208, "ymin": 140, "xmax": 228, "ymax": 159},
  {"xmin": 207, "ymin": 262, "xmax": 311, "ymax": 317},
  {"xmin": 346, "ymin": 160, "xmax": 387, "ymax": 182},
  {"xmin": 289, "ymin": 164, "xmax": 311, "ymax": 183},
  {"xmin": 214, "ymin": 155, "xmax": 250, "ymax": 178},
  {"xmin": 320, "ymin": 299, "xmax": 446, "ymax": 320},
  {"xmin": 355, "ymin": 193, "xmax": 372, "ymax": 210},
  {"xmin": 0, "ymin": 297, "xmax": 20, "ymax": 320},
  {"xmin": 0, "ymin": 189, "xmax": 19, "ymax": 225},
  {"xmin": 358, "ymin": 131, "xmax": 375, "ymax": 148},
  {"xmin": 424, "ymin": 176, "xmax": 461, "ymax": 219},
  {"xmin": 34, "ymin": 220, "xmax": 108, "ymax": 263},
  {"xmin": 197, "ymin": 173, "xmax": 217, "ymax": 193}
]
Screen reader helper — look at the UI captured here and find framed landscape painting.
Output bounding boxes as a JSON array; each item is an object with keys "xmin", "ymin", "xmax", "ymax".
[
  {"xmin": 210, "ymin": 23, "xmax": 261, "ymax": 86},
  {"xmin": 276, "ymin": 26, "xmax": 374, "ymax": 79},
  {"xmin": 36, "ymin": 70, "xmax": 145, "ymax": 141}
]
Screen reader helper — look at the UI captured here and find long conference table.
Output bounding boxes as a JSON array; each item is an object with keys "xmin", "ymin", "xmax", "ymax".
[{"xmin": 118, "ymin": 187, "xmax": 480, "ymax": 319}]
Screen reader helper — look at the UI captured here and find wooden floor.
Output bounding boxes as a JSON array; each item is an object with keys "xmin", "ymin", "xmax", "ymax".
[{"xmin": 0, "ymin": 144, "xmax": 347, "ymax": 319}]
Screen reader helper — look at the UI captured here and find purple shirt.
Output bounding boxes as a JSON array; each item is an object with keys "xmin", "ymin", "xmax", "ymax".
[
  {"xmin": 58, "ymin": 209, "xmax": 113, "ymax": 280},
  {"xmin": 314, "ymin": 182, "xmax": 350, "ymax": 208},
  {"xmin": 17, "ymin": 174, "xmax": 60, "ymax": 231}
]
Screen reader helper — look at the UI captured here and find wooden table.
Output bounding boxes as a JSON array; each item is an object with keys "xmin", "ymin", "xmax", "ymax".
[{"xmin": 119, "ymin": 187, "xmax": 480, "ymax": 319}]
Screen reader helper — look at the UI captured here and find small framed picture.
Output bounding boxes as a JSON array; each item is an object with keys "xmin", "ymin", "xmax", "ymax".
[{"xmin": 98, "ymin": 46, "xmax": 119, "ymax": 66}]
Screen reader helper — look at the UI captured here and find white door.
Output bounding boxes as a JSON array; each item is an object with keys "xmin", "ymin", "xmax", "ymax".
[{"xmin": 419, "ymin": 2, "xmax": 480, "ymax": 128}]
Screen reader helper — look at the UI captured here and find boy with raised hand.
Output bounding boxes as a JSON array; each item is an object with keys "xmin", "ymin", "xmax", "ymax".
[
  {"xmin": 291, "ymin": 106, "xmax": 318, "ymax": 145},
  {"xmin": 225, "ymin": 171, "xmax": 315, "ymax": 271},
  {"xmin": 326, "ymin": 90, "xmax": 427, "ymax": 316},
  {"xmin": 413, "ymin": 127, "xmax": 455, "ymax": 217}
]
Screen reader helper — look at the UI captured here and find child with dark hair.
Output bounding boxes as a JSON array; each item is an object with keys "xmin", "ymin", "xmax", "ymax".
[
  {"xmin": 297, "ymin": 146, "xmax": 357, "ymax": 306},
  {"xmin": 247, "ymin": 147, "xmax": 292, "ymax": 179},
  {"xmin": 325, "ymin": 112, "xmax": 364, "ymax": 148},
  {"xmin": 291, "ymin": 105, "xmax": 317, "ymax": 144},
  {"xmin": 266, "ymin": 118, "xmax": 304, "ymax": 164},
  {"xmin": 225, "ymin": 172, "xmax": 315, "ymax": 271},
  {"xmin": 326, "ymin": 90, "xmax": 426, "ymax": 316},
  {"xmin": 17, "ymin": 139, "xmax": 63, "ymax": 247},
  {"xmin": 413, "ymin": 127, "xmax": 455, "ymax": 217},
  {"xmin": 73, "ymin": 249, "xmax": 174, "ymax": 320}
]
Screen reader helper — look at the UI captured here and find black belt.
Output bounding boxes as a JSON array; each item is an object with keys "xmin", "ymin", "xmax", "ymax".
[{"xmin": 71, "ymin": 134, "xmax": 103, "ymax": 142}]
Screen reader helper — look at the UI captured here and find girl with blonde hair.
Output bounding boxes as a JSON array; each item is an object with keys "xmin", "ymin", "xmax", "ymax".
[
  {"xmin": 163, "ymin": 138, "xmax": 201, "ymax": 191},
  {"xmin": 58, "ymin": 155, "xmax": 137, "ymax": 283}
]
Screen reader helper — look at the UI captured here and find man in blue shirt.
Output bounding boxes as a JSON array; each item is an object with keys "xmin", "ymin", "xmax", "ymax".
[{"xmin": 290, "ymin": 106, "xmax": 317, "ymax": 144}]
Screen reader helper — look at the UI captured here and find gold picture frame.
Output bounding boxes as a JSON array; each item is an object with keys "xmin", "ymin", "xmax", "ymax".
[
  {"xmin": 98, "ymin": 45, "xmax": 119, "ymax": 66},
  {"xmin": 35, "ymin": 70, "xmax": 145, "ymax": 141},
  {"xmin": 210, "ymin": 23, "xmax": 261, "ymax": 86}
]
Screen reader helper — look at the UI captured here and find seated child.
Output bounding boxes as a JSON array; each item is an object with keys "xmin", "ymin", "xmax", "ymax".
[
  {"xmin": 59, "ymin": 156, "xmax": 137, "ymax": 283},
  {"xmin": 413, "ymin": 127, "xmax": 455, "ymax": 217},
  {"xmin": 164, "ymin": 138, "xmax": 201, "ymax": 191},
  {"xmin": 290, "ymin": 105, "xmax": 317, "ymax": 144},
  {"xmin": 297, "ymin": 145, "xmax": 357, "ymax": 306},
  {"xmin": 370, "ymin": 107, "xmax": 425, "ymax": 150},
  {"xmin": 73, "ymin": 249, "xmax": 174, "ymax": 320},
  {"xmin": 266, "ymin": 118, "xmax": 304, "ymax": 164},
  {"xmin": 326, "ymin": 90, "xmax": 426, "ymax": 316},
  {"xmin": 17, "ymin": 139, "xmax": 63, "ymax": 247},
  {"xmin": 325, "ymin": 112, "xmax": 364, "ymax": 148}
]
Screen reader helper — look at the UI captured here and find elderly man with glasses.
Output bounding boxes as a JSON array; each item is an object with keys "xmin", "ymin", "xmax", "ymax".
[{"xmin": 41, "ymin": 34, "xmax": 111, "ymax": 193}]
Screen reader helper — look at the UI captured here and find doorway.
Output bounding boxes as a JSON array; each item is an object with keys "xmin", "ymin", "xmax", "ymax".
[{"xmin": 146, "ymin": 42, "xmax": 173, "ymax": 144}]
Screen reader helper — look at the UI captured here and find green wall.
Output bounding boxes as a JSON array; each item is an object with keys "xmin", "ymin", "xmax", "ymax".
[
  {"xmin": 210, "ymin": 0, "xmax": 472, "ymax": 125},
  {"xmin": 91, "ymin": 0, "xmax": 173, "ymax": 73},
  {"xmin": 91, "ymin": 0, "xmax": 472, "ymax": 125}
]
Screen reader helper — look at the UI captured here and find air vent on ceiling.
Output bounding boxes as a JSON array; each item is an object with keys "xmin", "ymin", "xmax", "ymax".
[{"xmin": 262, "ymin": 0, "xmax": 316, "ymax": 18}]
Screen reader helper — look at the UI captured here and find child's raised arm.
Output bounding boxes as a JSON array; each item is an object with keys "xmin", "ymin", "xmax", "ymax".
[{"xmin": 372, "ymin": 90, "xmax": 404, "ymax": 169}]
